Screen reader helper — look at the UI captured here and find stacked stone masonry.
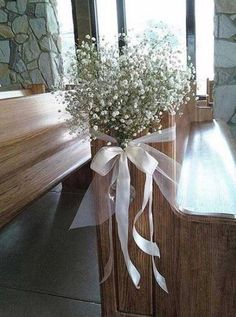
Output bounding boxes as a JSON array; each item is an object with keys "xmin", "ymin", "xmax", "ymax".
[
  {"xmin": 215, "ymin": 0, "xmax": 236, "ymax": 124},
  {"xmin": 0, "ymin": 0, "xmax": 62, "ymax": 89}
]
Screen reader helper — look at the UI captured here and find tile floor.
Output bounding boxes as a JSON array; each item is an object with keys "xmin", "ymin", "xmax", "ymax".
[
  {"xmin": 0, "ymin": 185, "xmax": 101, "ymax": 317},
  {"xmin": 229, "ymin": 123, "xmax": 236, "ymax": 139}
]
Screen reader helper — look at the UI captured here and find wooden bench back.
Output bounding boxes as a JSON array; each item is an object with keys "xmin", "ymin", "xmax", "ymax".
[{"xmin": 0, "ymin": 93, "xmax": 65, "ymax": 146}]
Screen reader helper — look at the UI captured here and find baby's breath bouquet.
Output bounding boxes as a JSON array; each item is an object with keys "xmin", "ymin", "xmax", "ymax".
[{"xmin": 62, "ymin": 28, "xmax": 194, "ymax": 147}]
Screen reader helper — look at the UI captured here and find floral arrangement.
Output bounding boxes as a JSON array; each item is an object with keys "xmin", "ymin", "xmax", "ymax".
[
  {"xmin": 62, "ymin": 28, "xmax": 196, "ymax": 291},
  {"xmin": 61, "ymin": 28, "xmax": 195, "ymax": 147}
]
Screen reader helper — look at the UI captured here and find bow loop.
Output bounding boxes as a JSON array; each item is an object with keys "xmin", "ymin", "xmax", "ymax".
[
  {"xmin": 125, "ymin": 145, "xmax": 158, "ymax": 175},
  {"xmin": 91, "ymin": 146, "xmax": 123, "ymax": 176}
]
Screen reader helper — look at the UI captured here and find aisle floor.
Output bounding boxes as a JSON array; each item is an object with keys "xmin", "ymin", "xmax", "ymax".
[{"xmin": 0, "ymin": 185, "xmax": 101, "ymax": 317}]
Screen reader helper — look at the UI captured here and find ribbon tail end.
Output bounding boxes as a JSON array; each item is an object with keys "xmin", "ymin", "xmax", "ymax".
[
  {"xmin": 100, "ymin": 263, "xmax": 113, "ymax": 285},
  {"xmin": 156, "ymin": 275, "xmax": 168, "ymax": 294},
  {"xmin": 161, "ymin": 279, "xmax": 169, "ymax": 294},
  {"xmin": 134, "ymin": 276, "xmax": 141, "ymax": 290}
]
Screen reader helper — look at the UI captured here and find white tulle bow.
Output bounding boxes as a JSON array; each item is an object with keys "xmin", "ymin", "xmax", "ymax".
[{"xmin": 71, "ymin": 126, "xmax": 179, "ymax": 292}]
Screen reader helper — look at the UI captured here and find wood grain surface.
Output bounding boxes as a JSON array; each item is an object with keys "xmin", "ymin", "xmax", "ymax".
[
  {"xmin": 0, "ymin": 93, "xmax": 91, "ymax": 228},
  {"xmin": 153, "ymin": 118, "xmax": 236, "ymax": 316}
]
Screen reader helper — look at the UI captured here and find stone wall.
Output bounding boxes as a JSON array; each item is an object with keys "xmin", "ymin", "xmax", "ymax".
[
  {"xmin": 0, "ymin": 0, "xmax": 62, "ymax": 89},
  {"xmin": 214, "ymin": 0, "xmax": 236, "ymax": 124}
]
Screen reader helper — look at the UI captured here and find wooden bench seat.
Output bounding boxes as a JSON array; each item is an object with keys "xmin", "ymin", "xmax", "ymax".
[{"xmin": 0, "ymin": 93, "xmax": 91, "ymax": 229}]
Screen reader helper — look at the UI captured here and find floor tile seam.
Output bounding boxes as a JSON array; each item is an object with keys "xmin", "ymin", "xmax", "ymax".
[{"xmin": 0, "ymin": 285, "xmax": 101, "ymax": 306}]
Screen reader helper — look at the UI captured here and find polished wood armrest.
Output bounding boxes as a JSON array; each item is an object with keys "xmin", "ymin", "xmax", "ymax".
[{"xmin": 178, "ymin": 119, "xmax": 236, "ymax": 219}]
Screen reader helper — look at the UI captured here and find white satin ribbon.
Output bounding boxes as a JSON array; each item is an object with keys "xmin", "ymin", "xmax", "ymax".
[{"xmin": 88, "ymin": 126, "xmax": 177, "ymax": 292}]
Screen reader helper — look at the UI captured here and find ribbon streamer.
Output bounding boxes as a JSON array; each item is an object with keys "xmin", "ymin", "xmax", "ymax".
[{"xmin": 70, "ymin": 126, "xmax": 179, "ymax": 293}]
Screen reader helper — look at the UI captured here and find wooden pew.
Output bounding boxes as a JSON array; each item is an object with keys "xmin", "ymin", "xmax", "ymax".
[
  {"xmin": 0, "ymin": 84, "xmax": 92, "ymax": 191},
  {"xmin": 0, "ymin": 84, "xmax": 46, "ymax": 100},
  {"xmin": 0, "ymin": 93, "xmax": 91, "ymax": 228},
  {"xmin": 153, "ymin": 112, "xmax": 236, "ymax": 317},
  {"xmin": 1, "ymin": 87, "xmax": 235, "ymax": 316},
  {"xmin": 192, "ymin": 79, "xmax": 214, "ymax": 123},
  {"xmin": 96, "ymin": 93, "xmax": 236, "ymax": 316}
]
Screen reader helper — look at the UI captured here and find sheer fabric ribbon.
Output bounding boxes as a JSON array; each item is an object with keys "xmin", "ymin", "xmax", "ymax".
[{"xmin": 70, "ymin": 126, "xmax": 180, "ymax": 292}]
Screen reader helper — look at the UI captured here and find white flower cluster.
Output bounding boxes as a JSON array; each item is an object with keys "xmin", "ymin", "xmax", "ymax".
[{"xmin": 62, "ymin": 28, "xmax": 195, "ymax": 147}]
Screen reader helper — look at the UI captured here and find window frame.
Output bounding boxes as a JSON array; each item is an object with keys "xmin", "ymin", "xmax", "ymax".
[{"xmin": 91, "ymin": 0, "xmax": 196, "ymax": 64}]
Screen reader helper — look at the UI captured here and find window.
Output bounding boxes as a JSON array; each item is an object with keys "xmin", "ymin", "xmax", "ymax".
[
  {"xmin": 93, "ymin": 0, "xmax": 214, "ymax": 96},
  {"xmin": 57, "ymin": 0, "xmax": 76, "ymax": 79},
  {"xmin": 95, "ymin": 0, "xmax": 186, "ymax": 61},
  {"xmin": 125, "ymin": 0, "xmax": 186, "ymax": 63},
  {"xmin": 96, "ymin": 0, "xmax": 118, "ymax": 45}
]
